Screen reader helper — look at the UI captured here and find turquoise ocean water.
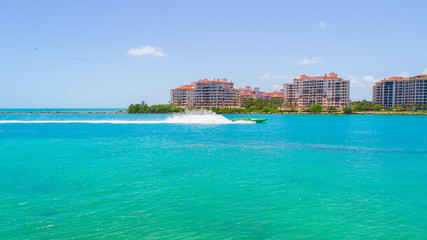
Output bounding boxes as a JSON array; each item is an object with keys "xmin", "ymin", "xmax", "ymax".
[
  {"xmin": 0, "ymin": 111, "xmax": 426, "ymax": 239},
  {"xmin": 0, "ymin": 108, "xmax": 125, "ymax": 112}
]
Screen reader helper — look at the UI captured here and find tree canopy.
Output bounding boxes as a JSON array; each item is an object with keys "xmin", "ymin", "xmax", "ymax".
[
  {"xmin": 128, "ymin": 101, "xmax": 183, "ymax": 113},
  {"xmin": 241, "ymin": 98, "xmax": 283, "ymax": 110},
  {"xmin": 343, "ymin": 106, "xmax": 353, "ymax": 114},
  {"xmin": 307, "ymin": 104, "xmax": 322, "ymax": 113}
]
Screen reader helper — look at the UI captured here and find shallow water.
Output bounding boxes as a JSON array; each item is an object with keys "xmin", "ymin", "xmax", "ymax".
[{"xmin": 0, "ymin": 112, "xmax": 426, "ymax": 239}]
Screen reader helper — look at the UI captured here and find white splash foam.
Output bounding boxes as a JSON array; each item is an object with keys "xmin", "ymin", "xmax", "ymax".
[
  {"xmin": 0, "ymin": 120, "xmax": 162, "ymax": 124},
  {"xmin": 0, "ymin": 110, "xmax": 254, "ymax": 125},
  {"xmin": 163, "ymin": 110, "xmax": 232, "ymax": 124}
]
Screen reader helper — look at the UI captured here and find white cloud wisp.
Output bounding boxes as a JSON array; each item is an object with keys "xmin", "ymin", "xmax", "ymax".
[
  {"xmin": 260, "ymin": 72, "xmax": 294, "ymax": 80},
  {"xmin": 348, "ymin": 75, "xmax": 365, "ymax": 87},
  {"xmin": 363, "ymin": 76, "xmax": 381, "ymax": 83},
  {"xmin": 296, "ymin": 57, "xmax": 322, "ymax": 65},
  {"xmin": 127, "ymin": 45, "xmax": 166, "ymax": 57},
  {"xmin": 319, "ymin": 21, "xmax": 327, "ymax": 29},
  {"xmin": 398, "ymin": 72, "xmax": 410, "ymax": 78}
]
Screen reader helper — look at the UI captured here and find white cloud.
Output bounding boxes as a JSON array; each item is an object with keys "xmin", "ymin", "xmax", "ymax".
[
  {"xmin": 348, "ymin": 75, "xmax": 365, "ymax": 87},
  {"xmin": 126, "ymin": 45, "xmax": 166, "ymax": 57},
  {"xmin": 422, "ymin": 68, "xmax": 427, "ymax": 74},
  {"xmin": 347, "ymin": 75, "xmax": 385, "ymax": 88},
  {"xmin": 272, "ymin": 84, "xmax": 280, "ymax": 90},
  {"xmin": 296, "ymin": 57, "xmax": 322, "ymax": 65},
  {"xmin": 260, "ymin": 72, "xmax": 293, "ymax": 80},
  {"xmin": 319, "ymin": 21, "xmax": 327, "ymax": 29},
  {"xmin": 398, "ymin": 72, "xmax": 410, "ymax": 77},
  {"xmin": 363, "ymin": 76, "xmax": 380, "ymax": 83}
]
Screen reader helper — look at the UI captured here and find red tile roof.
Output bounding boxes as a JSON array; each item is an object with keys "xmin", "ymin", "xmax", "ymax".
[
  {"xmin": 294, "ymin": 72, "xmax": 343, "ymax": 81},
  {"xmin": 197, "ymin": 78, "xmax": 232, "ymax": 84},
  {"xmin": 264, "ymin": 92, "xmax": 284, "ymax": 98}
]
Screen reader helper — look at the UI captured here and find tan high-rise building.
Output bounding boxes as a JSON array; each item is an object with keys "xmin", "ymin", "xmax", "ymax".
[
  {"xmin": 263, "ymin": 91, "xmax": 284, "ymax": 101},
  {"xmin": 171, "ymin": 78, "xmax": 240, "ymax": 109},
  {"xmin": 283, "ymin": 72, "xmax": 350, "ymax": 110},
  {"xmin": 170, "ymin": 83, "xmax": 196, "ymax": 108},
  {"xmin": 239, "ymin": 86, "xmax": 265, "ymax": 99},
  {"xmin": 372, "ymin": 74, "xmax": 427, "ymax": 109}
]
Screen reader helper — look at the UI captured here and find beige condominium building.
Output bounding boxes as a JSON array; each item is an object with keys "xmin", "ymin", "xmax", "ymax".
[
  {"xmin": 372, "ymin": 74, "xmax": 427, "ymax": 109},
  {"xmin": 283, "ymin": 72, "xmax": 350, "ymax": 110},
  {"xmin": 170, "ymin": 83, "xmax": 196, "ymax": 108},
  {"xmin": 171, "ymin": 78, "xmax": 240, "ymax": 109}
]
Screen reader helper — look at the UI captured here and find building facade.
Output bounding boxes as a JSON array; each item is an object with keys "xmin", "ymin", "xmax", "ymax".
[
  {"xmin": 170, "ymin": 84, "xmax": 195, "ymax": 108},
  {"xmin": 239, "ymin": 86, "xmax": 265, "ymax": 99},
  {"xmin": 171, "ymin": 78, "xmax": 240, "ymax": 109},
  {"xmin": 239, "ymin": 86, "xmax": 264, "ymax": 105},
  {"xmin": 283, "ymin": 72, "xmax": 350, "ymax": 110},
  {"xmin": 263, "ymin": 91, "xmax": 284, "ymax": 101},
  {"xmin": 372, "ymin": 74, "xmax": 427, "ymax": 109},
  {"xmin": 239, "ymin": 86, "xmax": 285, "ymax": 100}
]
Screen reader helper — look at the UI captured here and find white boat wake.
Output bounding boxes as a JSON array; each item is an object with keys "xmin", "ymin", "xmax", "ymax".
[{"xmin": 0, "ymin": 110, "xmax": 255, "ymax": 125}]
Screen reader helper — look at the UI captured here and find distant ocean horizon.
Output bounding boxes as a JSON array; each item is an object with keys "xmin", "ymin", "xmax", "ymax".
[{"xmin": 1, "ymin": 112, "xmax": 426, "ymax": 239}]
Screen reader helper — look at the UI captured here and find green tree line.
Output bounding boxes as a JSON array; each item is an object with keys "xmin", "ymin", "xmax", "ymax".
[
  {"xmin": 351, "ymin": 100, "xmax": 427, "ymax": 111},
  {"xmin": 241, "ymin": 98, "xmax": 283, "ymax": 110},
  {"xmin": 128, "ymin": 101, "xmax": 183, "ymax": 113}
]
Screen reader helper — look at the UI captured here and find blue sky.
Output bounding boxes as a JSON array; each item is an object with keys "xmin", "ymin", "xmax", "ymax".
[{"xmin": 1, "ymin": 0, "xmax": 426, "ymax": 107}]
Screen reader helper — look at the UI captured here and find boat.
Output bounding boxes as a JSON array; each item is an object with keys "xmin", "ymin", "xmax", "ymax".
[{"xmin": 231, "ymin": 118, "xmax": 268, "ymax": 123}]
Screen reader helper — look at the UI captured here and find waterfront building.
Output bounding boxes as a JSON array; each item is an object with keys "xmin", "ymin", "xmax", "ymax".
[
  {"xmin": 372, "ymin": 74, "xmax": 427, "ymax": 109},
  {"xmin": 283, "ymin": 72, "xmax": 350, "ymax": 110},
  {"xmin": 239, "ymin": 86, "xmax": 264, "ymax": 105},
  {"xmin": 239, "ymin": 86, "xmax": 265, "ymax": 99},
  {"xmin": 170, "ymin": 83, "xmax": 195, "ymax": 108},
  {"xmin": 262, "ymin": 91, "xmax": 284, "ymax": 101},
  {"xmin": 171, "ymin": 78, "xmax": 240, "ymax": 109}
]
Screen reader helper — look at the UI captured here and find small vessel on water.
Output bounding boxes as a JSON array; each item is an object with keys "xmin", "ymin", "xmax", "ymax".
[{"xmin": 232, "ymin": 118, "xmax": 268, "ymax": 123}]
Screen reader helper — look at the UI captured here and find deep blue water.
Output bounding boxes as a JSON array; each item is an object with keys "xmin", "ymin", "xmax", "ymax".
[{"xmin": 0, "ymin": 112, "xmax": 426, "ymax": 239}]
